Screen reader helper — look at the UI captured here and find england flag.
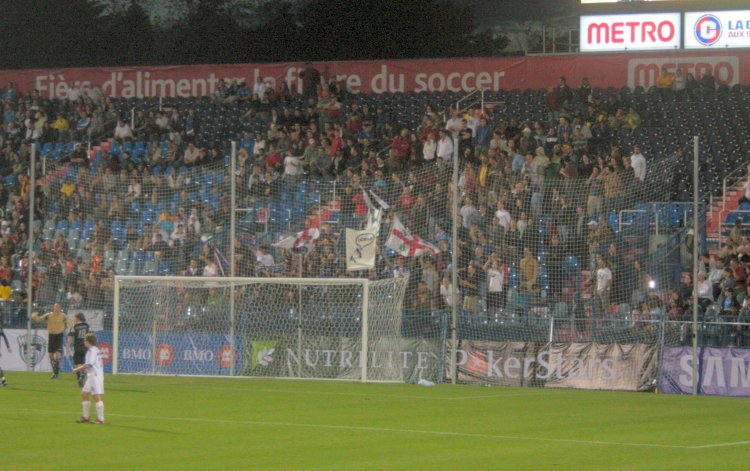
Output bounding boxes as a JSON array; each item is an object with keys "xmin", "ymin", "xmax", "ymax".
[
  {"xmin": 272, "ymin": 228, "xmax": 320, "ymax": 250},
  {"xmin": 385, "ymin": 216, "xmax": 439, "ymax": 257}
]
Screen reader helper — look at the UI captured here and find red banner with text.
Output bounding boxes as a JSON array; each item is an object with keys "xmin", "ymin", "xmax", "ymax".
[{"xmin": 2, "ymin": 51, "xmax": 749, "ymax": 100}]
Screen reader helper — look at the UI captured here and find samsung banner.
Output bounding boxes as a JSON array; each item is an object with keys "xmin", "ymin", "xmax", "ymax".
[
  {"xmin": 659, "ymin": 347, "xmax": 750, "ymax": 397},
  {"xmin": 581, "ymin": 13, "xmax": 682, "ymax": 52},
  {"xmin": 685, "ymin": 11, "xmax": 750, "ymax": 49}
]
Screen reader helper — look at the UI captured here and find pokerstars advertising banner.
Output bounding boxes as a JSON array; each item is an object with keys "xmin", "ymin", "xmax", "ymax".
[
  {"xmin": 659, "ymin": 346, "xmax": 750, "ymax": 397},
  {"xmin": 451, "ymin": 340, "xmax": 658, "ymax": 391},
  {"xmin": 2, "ymin": 51, "xmax": 750, "ymax": 100}
]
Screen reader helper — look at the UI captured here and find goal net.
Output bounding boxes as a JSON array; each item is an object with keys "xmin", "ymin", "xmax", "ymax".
[{"xmin": 113, "ymin": 276, "xmax": 407, "ymax": 382}]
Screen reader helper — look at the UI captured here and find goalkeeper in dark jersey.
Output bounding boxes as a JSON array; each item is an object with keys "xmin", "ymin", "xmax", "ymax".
[
  {"xmin": 0, "ymin": 324, "xmax": 9, "ymax": 386},
  {"xmin": 66, "ymin": 313, "xmax": 90, "ymax": 388}
]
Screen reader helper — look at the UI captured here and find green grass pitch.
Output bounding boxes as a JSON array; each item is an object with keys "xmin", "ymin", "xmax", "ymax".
[{"xmin": 2, "ymin": 372, "xmax": 749, "ymax": 470}]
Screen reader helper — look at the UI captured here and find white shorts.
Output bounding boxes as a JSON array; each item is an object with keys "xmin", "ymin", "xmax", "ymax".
[{"xmin": 82, "ymin": 375, "xmax": 104, "ymax": 395}]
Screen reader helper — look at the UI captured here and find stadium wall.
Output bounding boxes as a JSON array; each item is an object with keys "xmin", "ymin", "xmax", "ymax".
[{"xmin": 2, "ymin": 51, "xmax": 750, "ymax": 99}]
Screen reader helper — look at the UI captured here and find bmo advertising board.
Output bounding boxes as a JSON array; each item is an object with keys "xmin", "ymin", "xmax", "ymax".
[
  {"xmin": 685, "ymin": 11, "xmax": 750, "ymax": 49},
  {"xmin": 581, "ymin": 13, "xmax": 682, "ymax": 52}
]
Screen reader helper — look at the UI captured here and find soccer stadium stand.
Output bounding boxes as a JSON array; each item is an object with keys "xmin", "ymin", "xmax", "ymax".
[{"xmin": 2, "ymin": 76, "xmax": 750, "ymax": 356}]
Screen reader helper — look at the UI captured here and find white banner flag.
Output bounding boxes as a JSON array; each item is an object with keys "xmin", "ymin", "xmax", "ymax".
[{"xmin": 346, "ymin": 227, "xmax": 378, "ymax": 271}]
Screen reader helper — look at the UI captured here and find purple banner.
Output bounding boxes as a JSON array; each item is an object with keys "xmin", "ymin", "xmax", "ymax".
[{"xmin": 659, "ymin": 347, "xmax": 750, "ymax": 397}]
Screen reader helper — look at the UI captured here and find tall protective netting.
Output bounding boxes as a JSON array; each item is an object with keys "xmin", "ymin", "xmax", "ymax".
[
  {"xmin": 113, "ymin": 276, "xmax": 406, "ymax": 382},
  {"xmin": 28, "ymin": 88, "xmax": 709, "ymax": 391},
  {"xmin": 450, "ymin": 150, "xmax": 694, "ymax": 390}
]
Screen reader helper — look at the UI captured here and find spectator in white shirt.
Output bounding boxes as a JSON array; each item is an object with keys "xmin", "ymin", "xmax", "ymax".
[
  {"xmin": 203, "ymin": 260, "xmax": 219, "ymax": 277},
  {"xmin": 422, "ymin": 133, "xmax": 437, "ymax": 162},
  {"xmin": 114, "ymin": 119, "xmax": 133, "ymax": 141},
  {"xmin": 445, "ymin": 108, "xmax": 463, "ymax": 139},
  {"xmin": 459, "ymin": 196, "xmax": 479, "ymax": 228},
  {"xmin": 630, "ymin": 145, "xmax": 646, "ymax": 182},
  {"xmin": 171, "ymin": 223, "xmax": 187, "ymax": 244},
  {"xmin": 253, "ymin": 132, "xmax": 266, "ymax": 156},
  {"xmin": 390, "ymin": 256, "xmax": 410, "ymax": 280},
  {"xmin": 67, "ymin": 84, "xmax": 81, "ymax": 102},
  {"xmin": 483, "ymin": 255, "xmax": 505, "ymax": 312},
  {"xmin": 284, "ymin": 153, "xmax": 302, "ymax": 177},
  {"xmin": 673, "ymin": 68, "xmax": 687, "ymax": 94},
  {"xmin": 436, "ymin": 130, "xmax": 454, "ymax": 162},
  {"xmin": 125, "ymin": 178, "xmax": 141, "ymax": 201},
  {"xmin": 440, "ymin": 277, "xmax": 459, "ymax": 308},
  {"xmin": 697, "ymin": 273, "xmax": 714, "ymax": 309},
  {"xmin": 595, "ymin": 256, "xmax": 613, "ymax": 320},
  {"xmin": 183, "ymin": 142, "xmax": 201, "ymax": 166},
  {"xmin": 256, "ymin": 246, "xmax": 274, "ymax": 267},
  {"xmin": 738, "ymin": 175, "xmax": 750, "ymax": 206},
  {"xmin": 253, "ymin": 77, "xmax": 268, "ymax": 102},
  {"xmin": 494, "ymin": 200, "xmax": 512, "ymax": 231}
]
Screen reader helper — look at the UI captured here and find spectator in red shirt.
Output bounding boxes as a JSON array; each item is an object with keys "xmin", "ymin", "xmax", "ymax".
[
  {"xmin": 398, "ymin": 186, "xmax": 415, "ymax": 217},
  {"xmin": 388, "ymin": 127, "xmax": 411, "ymax": 172},
  {"xmin": 0, "ymin": 257, "xmax": 12, "ymax": 284},
  {"xmin": 263, "ymin": 144, "xmax": 282, "ymax": 172}
]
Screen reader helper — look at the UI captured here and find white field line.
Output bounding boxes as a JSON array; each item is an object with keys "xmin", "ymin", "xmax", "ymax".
[
  {"xmin": 6, "ymin": 408, "xmax": 748, "ymax": 450},
  {"xmin": 15, "ymin": 378, "xmax": 556, "ymax": 401},
  {"xmin": 180, "ymin": 386, "xmax": 557, "ymax": 401}
]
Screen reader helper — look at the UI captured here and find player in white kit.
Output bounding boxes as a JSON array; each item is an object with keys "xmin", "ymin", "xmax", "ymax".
[{"xmin": 73, "ymin": 333, "xmax": 105, "ymax": 424}]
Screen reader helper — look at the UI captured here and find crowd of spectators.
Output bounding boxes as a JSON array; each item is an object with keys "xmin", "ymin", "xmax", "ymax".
[{"xmin": 0, "ymin": 66, "xmax": 745, "ymax": 343}]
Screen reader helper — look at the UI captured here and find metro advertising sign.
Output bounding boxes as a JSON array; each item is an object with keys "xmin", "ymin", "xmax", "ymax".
[
  {"xmin": 581, "ymin": 13, "xmax": 682, "ymax": 52},
  {"xmin": 685, "ymin": 11, "xmax": 750, "ymax": 49}
]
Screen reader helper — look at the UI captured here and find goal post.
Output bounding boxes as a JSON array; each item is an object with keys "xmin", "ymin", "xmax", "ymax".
[{"xmin": 112, "ymin": 276, "xmax": 407, "ymax": 382}]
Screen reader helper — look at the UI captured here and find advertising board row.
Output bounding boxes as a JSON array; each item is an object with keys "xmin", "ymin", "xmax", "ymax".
[
  {"xmin": 3, "ymin": 329, "xmax": 747, "ymax": 396},
  {"xmin": 582, "ymin": 10, "xmax": 750, "ymax": 51},
  {"xmin": 1, "ymin": 52, "xmax": 749, "ymax": 102}
]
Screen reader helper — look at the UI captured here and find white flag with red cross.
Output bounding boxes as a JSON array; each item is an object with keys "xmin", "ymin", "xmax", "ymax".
[
  {"xmin": 272, "ymin": 228, "xmax": 320, "ymax": 251},
  {"xmin": 385, "ymin": 215, "xmax": 439, "ymax": 257}
]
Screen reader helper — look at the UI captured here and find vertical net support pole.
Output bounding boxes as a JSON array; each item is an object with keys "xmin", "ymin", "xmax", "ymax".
[
  {"xmin": 549, "ymin": 317, "xmax": 554, "ymax": 343},
  {"xmin": 450, "ymin": 135, "xmax": 459, "ymax": 385},
  {"xmin": 297, "ymin": 255, "xmax": 303, "ymax": 377},
  {"xmin": 361, "ymin": 279, "xmax": 369, "ymax": 383},
  {"xmin": 229, "ymin": 141, "xmax": 237, "ymax": 377},
  {"xmin": 112, "ymin": 278, "xmax": 120, "ymax": 375},
  {"xmin": 150, "ymin": 302, "xmax": 157, "ymax": 375},
  {"xmin": 25, "ymin": 144, "xmax": 36, "ymax": 371},
  {"xmin": 691, "ymin": 136, "xmax": 700, "ymax": 396}
]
